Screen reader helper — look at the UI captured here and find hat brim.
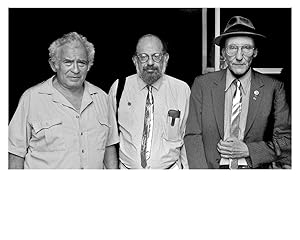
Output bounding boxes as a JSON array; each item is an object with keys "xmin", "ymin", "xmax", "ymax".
[{"xmin": 214, "ymin": 32, "xmax": 266, "ymax": 46}]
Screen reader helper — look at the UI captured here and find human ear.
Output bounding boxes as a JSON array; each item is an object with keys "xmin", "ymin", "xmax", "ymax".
[
  {"xmin": 49, "ymin": 59, "xmax": 58, "ymax": 72},
  {"xmin": 221, "ymin": 48, "xmax": 226, "ymax": 58},
  {"xmin": 253, "ymin": 49, "xmax": 258, "ymax": 58},
  {"xmin": 162, "ymin": 53, "xmax": 169, "ymax": 73},
  {"xmin": 132, "ymin": 56, "xmax": 139, "ymax": 73}
]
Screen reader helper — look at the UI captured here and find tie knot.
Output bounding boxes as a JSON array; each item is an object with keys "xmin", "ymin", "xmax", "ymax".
[
  {"xmin": 147, "ymin": 85, "xmax": 152, "ymax": 92},
  {"xmin": 233, "ymin": 79, "xmax": 242, "ymax": 93},
  {"xmin": 234, "ymin": 79, "xmax": 240, "ymax": 86}
]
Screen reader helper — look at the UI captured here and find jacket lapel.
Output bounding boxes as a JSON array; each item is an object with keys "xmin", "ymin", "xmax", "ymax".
[
  {"xmin": 211, "ymin": 70, "xmax": 226, "ymax": 138},
  {"xmin": 244, "ymin": 71, "xmax": 264, "ymax": 136}
]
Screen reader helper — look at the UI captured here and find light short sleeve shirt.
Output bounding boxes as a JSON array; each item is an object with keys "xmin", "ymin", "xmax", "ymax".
[
  {"xmin": 9, "ymin": 76, "xmax": 119, "ymax": 169},
  {"xmin": 109, "ymin": 74, "xmax": 190, "ymax": 169}
]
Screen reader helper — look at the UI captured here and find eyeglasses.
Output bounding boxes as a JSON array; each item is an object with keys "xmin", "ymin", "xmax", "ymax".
[
  {"xmin": 136, "ymin": 53, "xmax": 165, "ymax": 63},
  {"xmin": 225, "ymin": 44, "xmax": 255, "ymax": 56}
]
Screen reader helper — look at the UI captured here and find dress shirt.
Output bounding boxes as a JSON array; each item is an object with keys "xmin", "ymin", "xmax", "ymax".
[
  {"xmin": 109, "ymin": 74, "xmax": 190, "ymax": 169},
  {"xmin": 220, "ymin": 68, "xmax": 251, "ymax": 166},
  {"xmin": 9, "ymin": 76, "xmax": 119, "ymax": 169}
]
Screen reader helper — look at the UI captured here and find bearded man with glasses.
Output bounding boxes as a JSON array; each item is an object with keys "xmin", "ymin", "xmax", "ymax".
[
  {"xmin": 185, "ymin": 16, "xmax": 291, "ymax": 169},
  {"xmin": 109, "ymin": 34, "xmax": 190, "ymax": 169}
]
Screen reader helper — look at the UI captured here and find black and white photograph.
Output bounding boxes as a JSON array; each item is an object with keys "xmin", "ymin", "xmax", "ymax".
[
  {"xmin": 2, "ymin": 1, "xmax": 299, "ymax": 240},
  {"xmin": 8, "ymin": 8, "xmax": 291, "ymax": 169}
]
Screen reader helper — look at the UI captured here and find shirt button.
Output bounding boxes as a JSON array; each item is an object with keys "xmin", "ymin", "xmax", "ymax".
[
  {"xmin": 80, "ymin": 132, "xmax": 83, "ymax": 136},
  {"xmin": 82, "ymin": 149, "xmax": 85, "ymax": 153},
  {"xmin": 76, "ymin": 115, "xmax": 79, "ymax": 119}
]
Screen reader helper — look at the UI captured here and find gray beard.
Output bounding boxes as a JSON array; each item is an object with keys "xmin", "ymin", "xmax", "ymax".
[{"xmin": 140, "ymin": 70, "xmax": 162, "ymax": 85}]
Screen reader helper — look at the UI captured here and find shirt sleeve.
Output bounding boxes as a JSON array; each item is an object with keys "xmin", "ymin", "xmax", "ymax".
[
  {"xmin": 180, "ymin": 84, "xmax": 191, "ymax": 169},
  {"xmin": 8, "ymin": 90, "xmax": 31, "ymax": 158},
  {"xmin": 108, "ymin": 79, "xmax": 118, "ymax": 114},
  {"xmin": 106, "ymin": 80, "xmax": 119, "ymax": 147}
]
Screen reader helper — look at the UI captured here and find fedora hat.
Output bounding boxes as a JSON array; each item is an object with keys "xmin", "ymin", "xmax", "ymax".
[{"xmin": 214, "ymin": 16, "xmax": 266, "ymax": 46}]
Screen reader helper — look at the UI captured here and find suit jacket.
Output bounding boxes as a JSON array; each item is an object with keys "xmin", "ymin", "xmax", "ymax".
[{"xmin": 184, "ymin": 69, "xmax": 291, "ymax": 169}]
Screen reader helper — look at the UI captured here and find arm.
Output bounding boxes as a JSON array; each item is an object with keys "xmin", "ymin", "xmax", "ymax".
[
  {"xmin": 246, "ymin": 80, "xmax": 291, "ymax": 168},
  {"xmin": 108, "ymin": 79, "xmax": 118, "ymax": 114},
  {"xmin": 8, "ymin": 153, "xmax": 25, "ymax": 169},
  {"xmin": 180, "ymin": 144, "xmax": 189, "ymax": 169},
  {"xmin": 179, "ymin": 85, "xmax": 190, "ymax": 169},
  {"xmin": 184, "ymin": 78, "xmax": 208, "ymax": 168},
  {"xmin": 103, "ymin": 144, "xmax": 119, "ymax": 169},
  {"xmin": 9, "ymin": 90, "xmax": 31, "ymax": 168},
  {"xmin": 106, "ymin": 85, "xmax": 120, "ymax": 167}
]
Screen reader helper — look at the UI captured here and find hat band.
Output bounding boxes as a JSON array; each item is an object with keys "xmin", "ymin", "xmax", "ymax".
[{"xmin": 223, "ymin": 25, "xmax": 257, "ymax": 35}]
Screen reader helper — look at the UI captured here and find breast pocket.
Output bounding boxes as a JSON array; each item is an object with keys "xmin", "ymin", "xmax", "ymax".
[
  {"xmin": 31, "ymin": 119, "xmax": 66, "ymax": 152},
  {"xmin": 95, "ymin": 118, "xmax": 110, "ymax": 150},
  {"xmin": 163, "ymin": 113, "xmax": 181, "ymax": 142}
]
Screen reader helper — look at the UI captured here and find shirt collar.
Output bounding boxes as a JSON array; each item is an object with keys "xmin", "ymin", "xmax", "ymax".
[
  {"xmin": 137, "ymin": 74, "xmax": 164, "ymax": 91},
  {"xmin": 38, "ymin": 75, "xmax": 98, "ymax": 95},
  {"xmin": 225, "ymin": 68, "xmax": 252, "ymax": 94}
]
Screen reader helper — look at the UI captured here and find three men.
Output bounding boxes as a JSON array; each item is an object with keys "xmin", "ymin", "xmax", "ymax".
[
  {"xmin": 9, "ymin": 32, "xmax": 119, "ymax": 169},
  {"xmin": 109, "ymin": 34, "xmax": 190, "ymax": 169},
  {"xmin": 184, "ymin": 16, "xmax": 291, "ymax": 169}
]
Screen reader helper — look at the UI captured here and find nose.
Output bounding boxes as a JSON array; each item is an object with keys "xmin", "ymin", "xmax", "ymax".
[
  {"xmin": 235, "ymin": 47, "xmax": 243, "ymax": 61},
  {"xmin": 147, "ymin": 56, "xmax": 154, "ymax": 66},
  {"xmin": 72, "ymin": 62, "xmax": 80, "ymax": 73}
]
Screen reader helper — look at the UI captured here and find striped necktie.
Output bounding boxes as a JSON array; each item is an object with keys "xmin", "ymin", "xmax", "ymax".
[
  {"xmin": 140, "ymin": 85, "xmax": 154, "ymax": 168},
  {"xmin": 230, "ymin": 79, "xmax": 242, "ymax": 169}
]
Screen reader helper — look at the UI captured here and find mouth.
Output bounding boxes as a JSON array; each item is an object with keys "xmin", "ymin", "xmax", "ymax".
[
  {"xmin": 68, "ymin": 76, "xmax": 81, "ymax": 79},
  {"xmin": 233, "ymin": 63, "xmax": 246, "ymax": 66}
]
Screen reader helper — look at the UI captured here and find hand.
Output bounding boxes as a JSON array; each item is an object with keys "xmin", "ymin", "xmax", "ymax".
[{"xmin": 217, "ymin": 137, "xmax": 249, "ymax": 159}]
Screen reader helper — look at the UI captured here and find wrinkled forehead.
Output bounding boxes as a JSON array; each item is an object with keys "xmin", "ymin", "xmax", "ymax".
[
  {"xmin": 58, "ymin": 40, "xmax": 88, "ymax": 59},
  {"xmin": 225, "ymin": 36, "xmax": 255, "ymax": 46},
  {"xmin": 136, "ymin": 36, "xmax": 164, "ymax": 54}
]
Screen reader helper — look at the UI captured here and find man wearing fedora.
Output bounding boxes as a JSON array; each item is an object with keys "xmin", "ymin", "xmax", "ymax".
[{"xmin": 184, "ymin": 16, "xmax": 291, "ymax": 169}]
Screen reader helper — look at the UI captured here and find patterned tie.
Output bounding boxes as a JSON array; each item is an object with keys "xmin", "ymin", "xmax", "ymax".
[
  {"xmin": 230, "ymin": 79, "xmax": 242, "ymax": 169},
  {"xmin": 140, "ymin": 85, "xmax": 154, "ymax": 168}
]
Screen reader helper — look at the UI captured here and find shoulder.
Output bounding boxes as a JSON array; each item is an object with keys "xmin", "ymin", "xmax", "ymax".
[
  {"xmin": 195, "ymin": 70, "xmax": 224, "ymax": 83},
  {"xmin": 20, "ymin": 78, "xmax": 53, "ymax": 100},
  {"xmin": 164, "ymin": 74, "xmax": 190, "ymax": 92},
  {"xmin": 123, "ymin": 74, "xmax": 138, "ymax": 86},
  {"xmin": 192, "ymin": 70, "xmax": 225, "ymax": 90},
  {"xmin": 252, "ymin": 70, "xmax": 284, "ymax": 88},
  {"xmin": 85, "ymin": 81, "xmax": 108, "ymax": 98}
]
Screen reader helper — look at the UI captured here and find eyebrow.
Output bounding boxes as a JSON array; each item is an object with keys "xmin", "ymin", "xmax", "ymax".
[{"xmin": 62, "ymin": 58, "xmax": 88, "ymax": 63}]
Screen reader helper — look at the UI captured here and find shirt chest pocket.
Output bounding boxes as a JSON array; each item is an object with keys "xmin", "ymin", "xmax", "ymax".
[
  {"xmin": 163, "ymin": 111, "xmax": 182, "ymax": 142},
  {"xmin": 31, "ymin": 119, "xmax": 66, "ymax": 152}
]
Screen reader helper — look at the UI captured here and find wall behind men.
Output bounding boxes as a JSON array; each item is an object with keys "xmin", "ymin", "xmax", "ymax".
[
  {"xmin": 9, "ymin": 8, "xmax": 204, "ymax": 121},
  {"xmin": 9, "ymin": 8, "xmax": 291, "ymax": 121}
]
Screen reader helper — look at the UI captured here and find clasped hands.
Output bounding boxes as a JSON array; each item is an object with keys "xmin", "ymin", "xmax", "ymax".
[{"xmin": 217, "ymin": 137, "xmax": 249, "ymax": 159}]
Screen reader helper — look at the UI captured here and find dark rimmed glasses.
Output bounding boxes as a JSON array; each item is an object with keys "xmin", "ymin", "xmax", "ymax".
[{"xmin": 136, "ymin": 53, "xmax": 165, "ymax": 63}]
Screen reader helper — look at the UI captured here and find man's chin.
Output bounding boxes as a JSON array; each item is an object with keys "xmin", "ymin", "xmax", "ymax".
[
  {"xmin": 141, "ymin": 72, "xmax": 161, "ymax": 85},
  {"xmin": 230, "ymin": 67, "xmax": 249, "ymax": 77}
]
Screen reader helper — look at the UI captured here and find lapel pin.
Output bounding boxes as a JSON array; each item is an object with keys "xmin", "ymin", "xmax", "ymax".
[
  {"xmin": 253, "ymin": 90, "xmax": 259, "ymax": 100},
  {"xmin": 128, "ymin": 102, "xmax": 131, "ymax": 106}
]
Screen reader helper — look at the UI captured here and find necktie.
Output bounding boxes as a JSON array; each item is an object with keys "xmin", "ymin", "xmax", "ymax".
[
  {"xmin": 141, "ymin": 85, "xmax": 154, "ymax": 168},
  {"xmin": 230, "ymin": 79, "xmax": 242, "ymax": 169}
]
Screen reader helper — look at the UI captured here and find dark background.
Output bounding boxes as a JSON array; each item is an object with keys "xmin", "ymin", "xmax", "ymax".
[{"xmin": 9, "ymin": 8, "xmax": 291, "ymax": 121}]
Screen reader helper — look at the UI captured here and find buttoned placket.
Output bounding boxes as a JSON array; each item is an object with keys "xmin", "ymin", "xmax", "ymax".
[{"xmin": 76, "ymin": 112, "xmax": 87, "ymax": 169}]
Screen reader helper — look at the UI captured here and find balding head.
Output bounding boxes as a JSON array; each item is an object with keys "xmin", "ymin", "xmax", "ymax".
[
  {"xmin": 133, "ymin": 34, "xmax": 169, "ymax": 85},
  {"xmin": 136, "ymin": 34, "xmax": 167, "ymax": 54}
]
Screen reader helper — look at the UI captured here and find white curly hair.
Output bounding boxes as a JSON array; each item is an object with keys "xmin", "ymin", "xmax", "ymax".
[{"xmin": 48, "ymin": 32, "xmax": 95, "ymax": 68}]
